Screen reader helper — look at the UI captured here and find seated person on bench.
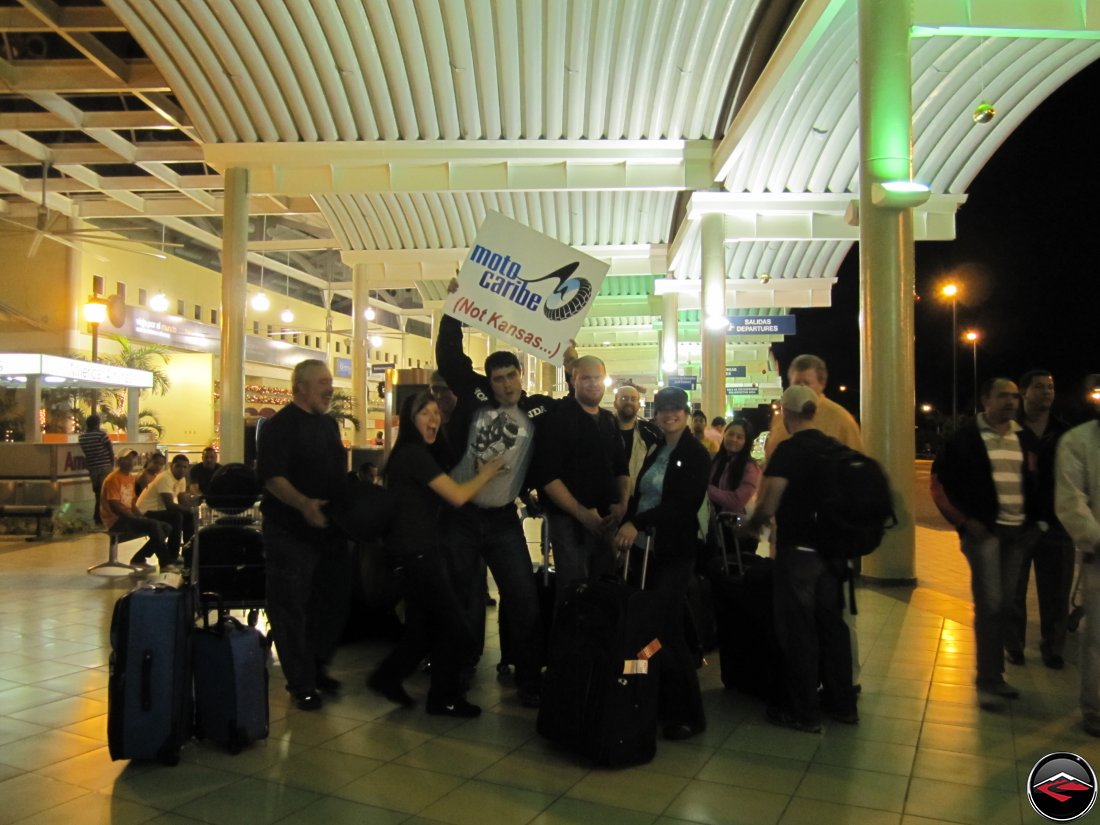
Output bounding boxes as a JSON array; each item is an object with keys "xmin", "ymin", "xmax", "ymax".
[
  {"xmin": 101, "ymin": 452, "xmax": 172, "ymax": 571},
  {"xmin": 136, "ymin": 453, "xmax": 197, "ymax": 557}
]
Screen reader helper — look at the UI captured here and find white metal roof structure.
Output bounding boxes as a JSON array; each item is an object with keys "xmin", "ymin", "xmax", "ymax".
[{"xmin": 1, "ymin": 0, "xmax": 1098, "ymax": 386}]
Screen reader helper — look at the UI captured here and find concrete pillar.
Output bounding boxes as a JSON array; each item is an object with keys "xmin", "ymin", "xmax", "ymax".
[
  {"xmin": 857, "ymin": 0, "xmax": 916, "ymax": 583},
  {"xmin": 126, "ymin": 387, "xmax": 140, "ymax": 439},
  {"xmin": 24, "ymin": 376, "xmax": 41, "ymax": 443},
  {"xmin": 219, "ymin": 167, "xmax": 248, "ymax": 464},
  {"xmin": 660, "ymin": 292, "xmax": 679, "ymax": 377},
  {"xmin": 351, "ymin": 263, "xmax": 378, "ymax": 447},
  {"xmin": 700, "ymin": 213, "xmax": 726, "ymax": 420}
]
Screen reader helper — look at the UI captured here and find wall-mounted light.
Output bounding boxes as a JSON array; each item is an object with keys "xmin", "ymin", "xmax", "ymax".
[
  {"xmin": 364, "ymin": 307, "xmax": 376, "ymax": 321},
  {"xmin": 149, "ymin": 292, "xmax": 170, "ymax": 312},
  {"xmin": 250, "ymin": 291, "xmax": 270, "ymax": 312},
  {"xmin": 369, "ymin": 334, "xmax": 383, "ymax": 348},
  {"xmin": 280, "ymin": 307, "xmax": 294, "ymax": 323},
  {"xmin": 871, "ymin": 181, "xmax": 931, "ymax": 209}
]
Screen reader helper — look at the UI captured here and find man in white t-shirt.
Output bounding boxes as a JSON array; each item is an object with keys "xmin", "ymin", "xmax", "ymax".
[{"xmin": 136, "ymin": 454, "xmax": 196, "ymax": 559}]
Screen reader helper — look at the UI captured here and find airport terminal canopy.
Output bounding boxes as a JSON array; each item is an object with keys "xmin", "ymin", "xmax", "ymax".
[
  {"xmin": 0, "ymin": 353, "xmax": 153, "ymax": 392},
  {"xmin": 0, "ymin": 0, "xmax": 1098, "ymax": 385}
]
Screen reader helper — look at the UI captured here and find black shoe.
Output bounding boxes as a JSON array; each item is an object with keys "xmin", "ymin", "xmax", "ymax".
[
  {"xmin": 368, "ymin": 672, "xmax": 415, "ymax": 707},
  {"xmin": 765, "ymin": 706, "xmax": 822, "ymax": 734},
  {"xmin": 517, "ymin": 682, "xmax": 541, "ymax": 708},
  {"xmin": 1042, "ymin": 653, "xmax": 1065, "ymax": 670},
  {"xmin": 426, "ymin": 696, "xmax": 481, "ymax": 718},
  {"xmin": 316, "ymin": 670, "xmax": 343, "ymax": 693},
  {"xmin": 1006, "ymin": 649, "xmax": 1025, "ymax": 666},
  {"xmin": 827, "ymin": 709, "xmax": 860, "ymax": 724},
  {"xmin": 292, "ymin": 690, "xmax": 323, "ymax": 711},
  {"xmin": 663, "ymin": 722, "xmax": 701, "ymax": 741}
]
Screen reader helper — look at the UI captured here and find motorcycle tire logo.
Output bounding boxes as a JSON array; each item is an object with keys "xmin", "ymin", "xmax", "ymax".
[
  {"xmin": 1027, "ymin": 752, "xmax": 1096, "ymax": 821},
  {"xmin": 520, "ymin": 261, "xmax": 593, "ymax": 322}
]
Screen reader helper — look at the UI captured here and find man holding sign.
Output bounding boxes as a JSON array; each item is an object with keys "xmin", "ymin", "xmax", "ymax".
[{"xmin": 435, "ymin": 305, "xmax": 555, "ymax": 707}]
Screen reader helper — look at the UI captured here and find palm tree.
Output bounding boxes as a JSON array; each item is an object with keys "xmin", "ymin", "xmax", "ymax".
[
  {"xmin": 96, "ymin": 335, "xmax": 171, "ymax": 435},
  {"xmin": 329, "ymin": 390, "xmax": 361, "ymax": 431}
]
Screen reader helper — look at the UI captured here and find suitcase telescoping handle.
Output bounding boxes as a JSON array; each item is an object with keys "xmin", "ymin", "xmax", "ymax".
[
  {"xmin": 199, "ymin": 591, "xmax": 225, "ymax": 630},
  {"xmin": 621, "ymin": 529, "xmax": 654, "ymax": 590},
  {"xmin": 715, "ymin": 512, "xmax": 744, "ymax": 577},
  {"xmin": 540, "ymin": 517, "xmax": 551, "ymax": 587}
]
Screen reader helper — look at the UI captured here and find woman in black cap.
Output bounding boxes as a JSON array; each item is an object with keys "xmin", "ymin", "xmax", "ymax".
[{"xmin": 614, "ymin": 386, "xmax": 710, "ymax": 740}]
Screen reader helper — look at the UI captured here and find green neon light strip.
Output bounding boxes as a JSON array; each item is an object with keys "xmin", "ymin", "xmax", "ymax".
[{"xmin": 911, "ymin": 26, "xmax": 1100, "ymax": 40}]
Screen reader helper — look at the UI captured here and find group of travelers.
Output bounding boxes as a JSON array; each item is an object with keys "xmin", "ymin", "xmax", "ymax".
[
  {"xmin": 80, "ymin": 419, "xmax": 221, "ymax": 571},
  {"xmin": 932, "ymin": 370, "xmax": 1100, "ymax": 737},
  {"xmin": 250, "ymin": 297, "xmax": 880, "ymax": 744},
  {"xmin": 78, "ymin": 317, "xmax": 1099, "ymax": 743}
]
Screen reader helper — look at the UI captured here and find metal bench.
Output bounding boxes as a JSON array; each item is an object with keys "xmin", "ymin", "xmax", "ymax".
[
  {"xmin": 87, "ymin": 530, "xmax": 143, "ymax": 576},
  {"xmin": 0, "ymin": 505, "xmax": 56, "ymax": 541}
]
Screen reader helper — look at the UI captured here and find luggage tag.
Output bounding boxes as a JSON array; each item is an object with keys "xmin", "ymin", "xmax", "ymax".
[{"xmin": 623, "ymin": 638, "xmax": 662, "ymax": 675}]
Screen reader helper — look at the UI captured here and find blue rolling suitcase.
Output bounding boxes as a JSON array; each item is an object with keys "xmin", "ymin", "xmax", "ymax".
[
  {"xmin": 192, "ymin": 593, "xmax": 269, "ymax": 753},
  {"xmin": 107, "ymin": 582, "xmax": 194, "ymax": 764}
]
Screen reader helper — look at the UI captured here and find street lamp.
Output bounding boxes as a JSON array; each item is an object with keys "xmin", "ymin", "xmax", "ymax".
[
  {"xmin": 964, "ymin": 329, "xmax": 980, "ymax": 415},
  {"xmin": 941, "ymin": 283, "xmax": 959, "ymax": 429},
  {"xmin": 83, "ymin": 297, "xmax": 108, "ymax": 362}
]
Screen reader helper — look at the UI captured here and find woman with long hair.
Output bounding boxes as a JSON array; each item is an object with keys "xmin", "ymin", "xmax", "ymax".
[
  {"xmin": 367, "ymin": 390, "xmax": 503, "ymax": 717},
  {"xmin": 613, "ymin": 387, "xmax": 710, "ymax": 741},
  {"xmin": 707, "ymin": 416, "xmax": 761, "ymax": 517}
]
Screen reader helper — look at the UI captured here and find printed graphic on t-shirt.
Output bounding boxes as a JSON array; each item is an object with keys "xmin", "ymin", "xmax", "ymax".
[
  {"xmin": 456, "ymin": 407, "xmax": 534, "ymax": 507},
  {"xmin": 470, "ymin": 408, "xmax": 522, "ymax": 464}
]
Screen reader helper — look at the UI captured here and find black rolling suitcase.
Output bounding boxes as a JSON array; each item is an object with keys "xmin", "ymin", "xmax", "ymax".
[
  {"xmin": 107, "ymin": 582, "xmax": 194, "ymax": 764},
  {"xmin": 710, "ymin": 514, "xmax": 782, "ymax": 701},
  {"xmin": 498, "ymin": 512, "xmax": 555, "ymax": 675},
  {"xmin": 537, "ymin": 533, "xmax": 662, "ymax": 767},
  {"xmin": 193, "ymin": 593, "xmax": 269, "ymax": 753}
]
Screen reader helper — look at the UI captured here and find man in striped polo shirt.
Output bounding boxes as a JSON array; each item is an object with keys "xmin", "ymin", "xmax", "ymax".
[
  {"xmin": 931, "ymin": 377, "xmax": 1037, "ymax": 701},
  {"xmin": 78, "ymin": 415, "xmax": 114, "ymax": 528}
]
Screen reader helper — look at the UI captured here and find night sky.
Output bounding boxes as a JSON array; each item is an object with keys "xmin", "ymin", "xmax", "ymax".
[{"xmin": 773, "ymin": 54, "xmax": 1100, "ymax": 423}]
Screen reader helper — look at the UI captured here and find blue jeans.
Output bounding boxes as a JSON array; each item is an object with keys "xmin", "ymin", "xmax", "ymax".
[
  {"xmin": 960, "ymin": 523, "xmax": 1032, "ymax": 685},
  {"xmin": 263, "ymin": 521, "xmax": 350, "ymax": 694},
  {"xmin": 446, "ymin": 504, "xmax": 543, "ymax": 686},
  {"xmin": 1009, "ymin": 529, "xmax": 1075, "ymax": 658},
  {"xmin": 773, "ymin": 545, "xmax": 854, "ymax": 726},
  {"xmin": 113, "ymin": 513, "xmax": 170, "ymax": 567},
  {"xmin": 545, "ymin": 511, "xmax": 615, "ymax": 607}
]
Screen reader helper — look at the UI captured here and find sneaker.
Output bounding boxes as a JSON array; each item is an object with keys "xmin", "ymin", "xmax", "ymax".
[
  {"xmin": 129, "ymin": 556, "xmax": 156, "ymax": 572},
  {"xmin": 977, "ymin": 679, "xmax": 1020, "ymax": 699},
  {"xmin": 426, "ymin": 696, "xmax": 481, "ymax": 718},
  {"xmin": 765, "ymin": 706, "xmax": 822, "ymax": 734}
]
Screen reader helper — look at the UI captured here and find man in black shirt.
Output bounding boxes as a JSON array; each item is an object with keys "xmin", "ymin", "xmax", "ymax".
[
  {"xmin": 537, "ymin": 356, "xmax": 630, "ymax": 601},
  {"xmin": 188, "ymin": 446, "xmax": 221, "ymax": 497},
  {"xmin": 746, "ymin": 385, "xmax": 857, "ymax": 733},
  {"xmin": 257, "ymin": 359, "xmax": 350, "ymax": 711}
]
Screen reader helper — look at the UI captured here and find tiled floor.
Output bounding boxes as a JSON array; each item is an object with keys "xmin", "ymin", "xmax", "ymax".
[{"xmin": 0, "ymin": 526, "xmax": 1094, "ymax": 825}]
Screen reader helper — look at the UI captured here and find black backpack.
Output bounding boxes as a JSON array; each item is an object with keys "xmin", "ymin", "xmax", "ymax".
[{"xmin": 811, "ymin": 440, "xmax": 897, "ymax": 559}]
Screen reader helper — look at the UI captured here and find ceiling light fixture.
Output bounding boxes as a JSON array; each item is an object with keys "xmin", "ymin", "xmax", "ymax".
[
  {"xmin": 251, "ymin": 216, "xmax": 270, "ymax": 312},
  {"xmin": 149, "ymin": 292, "xmax": 170, "ymax": 312}
]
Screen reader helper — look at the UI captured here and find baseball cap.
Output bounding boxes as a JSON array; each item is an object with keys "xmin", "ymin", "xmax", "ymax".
[
  {"xmin": 429, "ymin": 370, "xmax": 450, "ymax": 390},
  {"xmin": 653, "ymin": 386, "xmax": 690, "ymax": 411},
  {"xmin": 780, "ymin": 384, "xmax": 818, "ymax": 415}
]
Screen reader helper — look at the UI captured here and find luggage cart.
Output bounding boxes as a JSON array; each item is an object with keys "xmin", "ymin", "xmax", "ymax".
[{"xmin": 190, "ymin": 464, "xmax": 266, "ymax": 630}]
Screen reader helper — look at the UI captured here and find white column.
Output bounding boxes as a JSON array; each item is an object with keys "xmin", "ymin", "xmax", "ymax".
[
  {"xmin": 700, "ymin": 213, "xmax": 726, "ymax": 420},
  {"xmin": 351, "ymin": 263, "xmax": 378, "ymax": 448},
  {"xmin": 660, "ymin": 292, "xmax": 679, "ymax": 376},
  {"xmin": 857, "ymin": 0, "xmax": 916, "ymax": 582},
  {"xmin": 219, "ymin": 167, "xmax": 248, "ymax": 464}
]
